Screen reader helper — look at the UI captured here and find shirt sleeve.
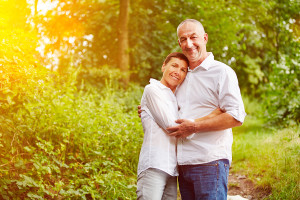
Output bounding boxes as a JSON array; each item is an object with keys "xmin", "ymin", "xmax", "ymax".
[
  {"xmin": 218, "ymin": 67, "xmax": 247, "ymax": 123},
  {"xmin": 143, "ymin": 86, "xmax": 179, "ymax": 130}
]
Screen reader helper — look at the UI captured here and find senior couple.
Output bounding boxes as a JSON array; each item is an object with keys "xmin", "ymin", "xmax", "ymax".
[{"xmin": 136, "ymin": 19, "xmax": 246, "ymax": 200}]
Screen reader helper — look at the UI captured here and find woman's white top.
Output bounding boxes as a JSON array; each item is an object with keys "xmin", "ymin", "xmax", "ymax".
[{"xmin": 138, "ymin": 78, "xmax": 179, "ymax": 176}]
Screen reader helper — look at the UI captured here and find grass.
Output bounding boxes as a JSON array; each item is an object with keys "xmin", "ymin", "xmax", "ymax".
[{"xmin": 232, "ymin": 113, "xmax": 300, "ymax": 199}]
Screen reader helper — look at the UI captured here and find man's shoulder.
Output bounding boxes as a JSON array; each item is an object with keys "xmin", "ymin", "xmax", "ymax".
[
  {"xmin": 210, "ymin": 60, "xmax": 236, "ymax": 74},
  {"xmin": 211, "ymin": 59, "xmax": 229, "ymax": 68}
]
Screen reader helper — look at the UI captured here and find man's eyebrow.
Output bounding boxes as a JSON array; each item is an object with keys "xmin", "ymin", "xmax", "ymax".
[{"xmin": 180, "ymin": 33, "xmax": 197, "ymax": 39}]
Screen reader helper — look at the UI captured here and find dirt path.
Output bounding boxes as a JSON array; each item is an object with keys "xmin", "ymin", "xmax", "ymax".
[{"xmin": 228, "ymin": 172, "xmax": 271, "ymax": 200}]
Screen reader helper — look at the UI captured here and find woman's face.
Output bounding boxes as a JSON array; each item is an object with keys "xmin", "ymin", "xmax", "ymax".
[{"xmin": 160, "ymin": 57, "xmax": 188, "ymax": 92}]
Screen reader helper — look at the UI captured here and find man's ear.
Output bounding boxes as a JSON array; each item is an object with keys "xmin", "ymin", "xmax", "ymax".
[
  {"xmin": 204, "ymin": 33, "xmax": 208, "ymax": 44},
  {"xmin": 178, "ymin": 39, "xmax": 181, "ymax": 48}
]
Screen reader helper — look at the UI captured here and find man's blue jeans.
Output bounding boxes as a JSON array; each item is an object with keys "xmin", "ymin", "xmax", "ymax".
[{"xmin": 178, "ymin": 159, "xmax": 230, "ymax": 200}]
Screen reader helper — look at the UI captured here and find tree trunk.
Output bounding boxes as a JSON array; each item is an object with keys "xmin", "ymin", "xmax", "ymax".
[
  {"xmin": 34, "ymin": 0, "xmax": 38, "ymax": 16},
  {"xmin": 118, "ymin": 0, "xmax": 130, "ymax": 85}
]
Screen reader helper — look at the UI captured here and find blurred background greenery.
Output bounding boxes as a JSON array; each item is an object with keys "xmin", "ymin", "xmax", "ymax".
[{"xmin": 0, "ymin": 0, "xmax": 299, "ymax": 199}]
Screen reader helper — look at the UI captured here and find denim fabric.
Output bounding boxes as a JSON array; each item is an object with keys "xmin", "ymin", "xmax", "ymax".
[
  {"xmin": 136, "ymin": 168, "xmax": 177, "ymax": 200},
  {"xmin": 178, "ymin": 159, "xmax": 230, "ymax": 200}
]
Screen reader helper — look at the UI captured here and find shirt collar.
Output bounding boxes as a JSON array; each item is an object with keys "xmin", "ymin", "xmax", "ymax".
[
  {"xmin": 149, "ymin": 78, "xmax": 169, "ymax": 90},
  {"xmin": 149, "ymin": 78, "xmax": 179, "ymax": 93},
  {"xmin": 189, "ymin": 52, "xmax": 214, "ymax": 71}
]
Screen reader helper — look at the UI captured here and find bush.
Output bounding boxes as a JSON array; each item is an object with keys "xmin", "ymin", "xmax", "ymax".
[
  {"xmin": 263, "ymin": 54, "xmax": 300, "ymax": 126},
  {"xmin": 0, "ymin": 69, "xmax": 144, "ymax": 199}
]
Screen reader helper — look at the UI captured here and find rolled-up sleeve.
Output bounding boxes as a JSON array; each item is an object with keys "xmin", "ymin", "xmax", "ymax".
[
  {"xmin": 218, "ymin": 67, "xmax": 247, "ymax": 123},
  {"xmin": 143, "ymin": 86, "xmax": 179, "ymax": 130}
]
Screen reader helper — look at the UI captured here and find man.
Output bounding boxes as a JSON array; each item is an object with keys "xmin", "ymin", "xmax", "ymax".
[{"xmin": 166, "ymin": 19, "xmax": 246, "ymax": 199}]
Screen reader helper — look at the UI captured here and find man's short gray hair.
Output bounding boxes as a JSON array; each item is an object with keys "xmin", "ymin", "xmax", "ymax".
[{"xmin": 177, "ymin": 19, "xmax": 205, "ymax": 37}]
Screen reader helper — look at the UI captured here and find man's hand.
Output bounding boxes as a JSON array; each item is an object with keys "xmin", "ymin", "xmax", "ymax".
[
  {"xmin": 167, "ymin": 119, "xmax": 195, "ymax": 138},
  {"xmin": 138, "ymin": 105, "xmax": 142, "ymax": 118}
]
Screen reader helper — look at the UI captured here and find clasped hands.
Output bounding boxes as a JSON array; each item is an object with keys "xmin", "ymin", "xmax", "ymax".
[{"xmin": 137, "ymin": 106, "xmax": 195, "ymax": 138}]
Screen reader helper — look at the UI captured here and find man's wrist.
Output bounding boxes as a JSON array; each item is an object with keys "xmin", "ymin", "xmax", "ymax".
[
  {"xmin": 186, "ymin": 119, "xmax": 196, "ymax": 139},
  {"xmin": 187, "ymin": 118, "xmax": 195, "ymax": 134},
  {"xmin": 193, "ymin": 122, "xmax": 196, "ymax": 134}
]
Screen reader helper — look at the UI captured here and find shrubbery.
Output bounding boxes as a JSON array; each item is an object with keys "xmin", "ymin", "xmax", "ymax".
[
  {"xmin": 262, "ymin": 55, "xmax": 300, "ymax": 126},
  {"xmin": 0, "ymin": 69, "xmax": 144, "ymax": 199}
]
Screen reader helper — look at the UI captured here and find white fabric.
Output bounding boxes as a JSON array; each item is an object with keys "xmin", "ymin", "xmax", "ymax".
[
  {"xmin": 138, "ymin": 79, "xmax": 179, "ymax": 176},
  {"xmin": 136, "ymin": 168, "xmax": 177, "ymax": 200},
  {"xmin": 175, "ymin": 53, "xmax": 246, "ymax": 165}
]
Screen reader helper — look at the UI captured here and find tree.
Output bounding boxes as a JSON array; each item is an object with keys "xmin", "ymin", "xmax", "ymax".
[
  {"xmin": 34, "ymin": 0, "xmax": 299, "ymax": 102},
  {"xmin": 117, "ymin": 0, "xmax": 130, "ymax": 85},
  {"xmin": 0, "ymin": 0, "xmax": 45, "ymax": 112}
]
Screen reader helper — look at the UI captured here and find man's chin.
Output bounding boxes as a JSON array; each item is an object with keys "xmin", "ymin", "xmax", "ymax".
[{"xmin": 188, "ymin": 56, "xmax": 199, "ymax": 63}]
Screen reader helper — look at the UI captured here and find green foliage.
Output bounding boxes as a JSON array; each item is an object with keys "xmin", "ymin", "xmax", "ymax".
[
  {"xmin": 0, "ymin": 0, "xmax": 46, "ymax": 114},
  {"xmin": 263, "ymin": 54, "xmax": 300, "ymax": 126},
  {"xmin": 0, "ymin": 71, "xmax": 144, "ymax": 199},
  {"xmin": 34, "ymin": 0, "xmax": 300, "ymax": 125}
]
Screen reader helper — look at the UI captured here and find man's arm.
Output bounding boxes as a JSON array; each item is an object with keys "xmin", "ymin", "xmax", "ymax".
[
  {"xmin": 138, "ymin": 105, "xmax": 142, "ymax": 118},
  {"xmin": 194, "ymin": 108, "xmax": 223, "ymax": 122},
  {"xmin": 167, "ymin": 113, "xmax": 242, "ymax": 138}
]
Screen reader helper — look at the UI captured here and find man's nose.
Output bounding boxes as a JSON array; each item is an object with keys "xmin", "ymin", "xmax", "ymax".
[{"xmin": 186, "ymin": 38, "xmax": 193, "ymax": 48}]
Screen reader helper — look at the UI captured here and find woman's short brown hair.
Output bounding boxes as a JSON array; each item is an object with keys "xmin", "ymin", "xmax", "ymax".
[{"xmin": 163, "ymin": 52, "xmax": 189, "ymax": 66}]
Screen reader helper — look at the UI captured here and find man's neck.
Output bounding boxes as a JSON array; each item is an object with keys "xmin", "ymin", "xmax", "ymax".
[{"xmin": 189, "ymin": 52, "xmax": 209, "ymax": 70}]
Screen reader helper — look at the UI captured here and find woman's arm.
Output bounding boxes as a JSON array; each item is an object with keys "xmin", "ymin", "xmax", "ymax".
[{"xmin": 143, "ymin": 86, "xmax": 179, "ymax": 130}]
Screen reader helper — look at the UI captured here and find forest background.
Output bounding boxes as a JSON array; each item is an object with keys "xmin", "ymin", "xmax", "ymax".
[{"xmin": 0, "ymin": 0, "xmax": 299, "ymax": 199}]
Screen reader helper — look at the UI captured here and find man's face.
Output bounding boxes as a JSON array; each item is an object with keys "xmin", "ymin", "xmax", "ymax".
[
  {"xmin": 177, "ymin": 22, "xmax": 208, "ymax": 65},
  {"xmin": 161, "ymin": 57, "xmax": 188, "ymax": 92}
]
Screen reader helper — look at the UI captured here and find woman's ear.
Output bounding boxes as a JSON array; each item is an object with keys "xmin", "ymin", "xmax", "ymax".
[{"xmin": 161, "ymin": 63, "xmax": 166, "ymax": 72}]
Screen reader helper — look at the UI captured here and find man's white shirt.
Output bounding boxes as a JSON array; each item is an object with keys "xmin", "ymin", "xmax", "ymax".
[
  {"xmin": 138, "ymin": 79, "xmax": 179, "ymax": 176},
  {"xmin": 175, "ymin": 53, "xmax": 246, "ymax": 165}
]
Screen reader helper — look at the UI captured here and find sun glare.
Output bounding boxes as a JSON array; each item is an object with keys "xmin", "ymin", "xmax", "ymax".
[{"xmin": 27, "ymin": 0, "xmax": 58, "ymax": 15}]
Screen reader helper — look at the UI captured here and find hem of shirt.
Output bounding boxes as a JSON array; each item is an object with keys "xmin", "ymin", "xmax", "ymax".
[
  {"xmin": 137, "ymin": 167, "xmax": 178, "ymax": 177},
  {"xmin": 178, "ymin": 157, "xmax": 232, "ymax": 166}
]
